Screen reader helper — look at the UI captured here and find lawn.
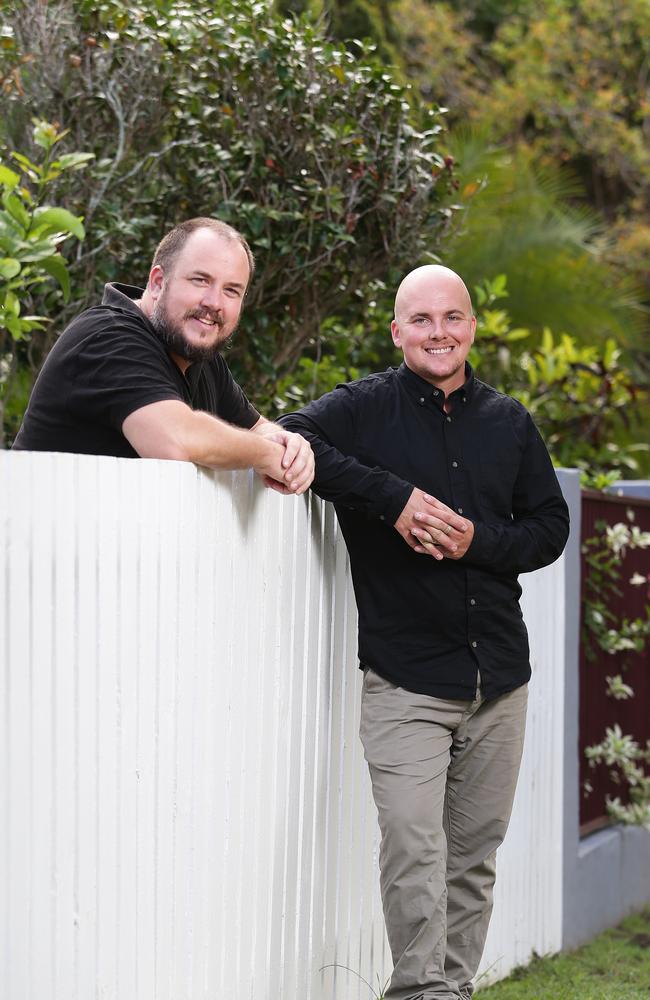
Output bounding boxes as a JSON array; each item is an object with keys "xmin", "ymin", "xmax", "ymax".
[{"xmin": 475, "ymin": 907, "xmax": 650, "ymax": 999}]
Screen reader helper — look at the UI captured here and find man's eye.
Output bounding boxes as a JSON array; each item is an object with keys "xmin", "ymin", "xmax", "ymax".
[
  {"xmin": 191, "ymin": 277, "xmax": 208, "ymax": 285},
  {"xmin": 225, "ymin": 287, "xmax": 241, "ymax": 297}
]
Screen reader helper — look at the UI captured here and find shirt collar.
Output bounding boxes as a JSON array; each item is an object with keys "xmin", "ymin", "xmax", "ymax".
[
  {"xmin": 101, "ymin": 282, "xmax": 146, "ymax": 314},
  {"xmin": 396, "ymin": 361, "xmax": 475, "ymax": 405},
  {"xmin": 101, "ymin": 282, "xmax": 205, "ymax": 381}
]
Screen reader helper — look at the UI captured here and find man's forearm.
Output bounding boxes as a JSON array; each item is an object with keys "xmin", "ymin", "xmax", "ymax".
[
  {"xmin": 123, "ymin": 399, "xmax": 286, "ymax": 475},
  {"xmin": 175, "ymin": 410, "xmax": 285, "ymax": 470},
  {"xmin": 280, "ymin": 413, "xmax": 412, "ymax": 521}
]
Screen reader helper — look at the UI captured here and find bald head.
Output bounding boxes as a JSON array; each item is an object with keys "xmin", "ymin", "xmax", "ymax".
[
  {"xmin": 390, "ymin": 264, "xmax": 476, "ymax": 394},
  {"xmin": 394, "ymin": 265, "xmax": 473, "ymax": 323}
]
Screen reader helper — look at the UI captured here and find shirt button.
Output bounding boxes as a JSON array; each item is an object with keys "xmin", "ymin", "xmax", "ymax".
[
  {"xmin": 379, "ymin": 515, "xmax": 385, "ymax": 521},
  {"xmin": 452, "ymin": 461, "xmax": 458, "ymax": 468},
  {"xmin": 470, "ymin": 598, "xmax": 476, "ymax": 606},
  {"xmin": 433, "ymin": 389, "xmax": 439, "ymax": 396},
  {"xmin": 472, "ymin": 640, "xmax": 478, "ymax": 648},
  {"xmin": 446, "ymin": 416, "xmax": 452, "ymax": 423},
  {"xmin": 419, "ymin": 397, "xmax": 425, "ymax": 404},
  {"xmin": 457, "ymin": 507, "xmax": 463, "ymax": 514}
]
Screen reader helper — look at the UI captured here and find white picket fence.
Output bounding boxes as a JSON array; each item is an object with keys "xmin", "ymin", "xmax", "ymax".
[{"xmin": 1, "ymin": 452, "xmax": 574, "ymax": 1000}]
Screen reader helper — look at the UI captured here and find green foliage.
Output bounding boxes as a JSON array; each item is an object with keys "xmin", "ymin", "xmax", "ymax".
[
  {"xmin": 0, "ymin": 119, "xmax": 89, "ymax": 443},
  {"xmin": 268, "ymin": 286, "xmax": 396, "ymax": 413},
  {"xmin": 468, "ymin": 276, "xmax": 647, "ymax": 484},
  {"xmin": 344, "ymin": 0, "xmax": 650, "ymax": 446},
  {"xmin": 0, "ymin": 120, "xmax": 88, "ymax": 340},
  {"xmin": 1, "ymin": 0, "xmax": 454, "ymax": 406},
  {"xmin": 444, "ymin": 131, "xmax": 646, "ymax": 346},
  {"xmin": 485, "ymin": 0, "xmax": 650, "ymax": 218},
  {"xmin": 475, "ymin": 908, "xmax": 650, "ymax": 996}
]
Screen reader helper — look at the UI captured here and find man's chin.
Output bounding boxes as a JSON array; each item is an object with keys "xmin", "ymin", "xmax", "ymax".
[{"xmin": 167, "ymin": 331, "xmax": 232, "ymax": 363}]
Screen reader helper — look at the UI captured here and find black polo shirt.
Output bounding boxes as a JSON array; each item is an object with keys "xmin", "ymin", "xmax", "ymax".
[
  {"xmin": 280, "ymin": 363, "xmax": 570, "ymax": 700},
  {"xmin": 13, "ymin": 283, "xmax": 259, "ymax": 457}
]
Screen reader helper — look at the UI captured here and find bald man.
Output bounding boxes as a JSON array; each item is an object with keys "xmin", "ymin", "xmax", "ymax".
[{"xmin": 280, "ymin": 265, "xmax": 569, "ymax": 1000}]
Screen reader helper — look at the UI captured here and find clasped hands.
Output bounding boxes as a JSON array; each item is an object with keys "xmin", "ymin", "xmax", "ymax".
[
  {"xmin": 394, "ymin": 487, "xmax": 474, "ymax": 560},
  {"xmin": 253, "ymin": 422, "xmax": 315, "ymax": 495}
]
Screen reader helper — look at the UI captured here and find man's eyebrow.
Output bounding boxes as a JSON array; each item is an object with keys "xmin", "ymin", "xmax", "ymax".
[{"xmin": 188, "ymin": 269, "xmax": 246, "ymax": 289}]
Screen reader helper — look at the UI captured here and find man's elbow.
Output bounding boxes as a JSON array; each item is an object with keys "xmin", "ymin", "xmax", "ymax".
[
  {"xmin": 123, "ymin": 427, "xmax": 197, "ymax": 463},
  {"xmin": 137, "ymin": 441, "xmax": 196, "ymax": 463}
]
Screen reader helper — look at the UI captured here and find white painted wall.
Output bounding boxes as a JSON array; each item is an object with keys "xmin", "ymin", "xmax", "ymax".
[{"xmin": 1, "ymin": 453, "xmax": 571, "ymax": 999}]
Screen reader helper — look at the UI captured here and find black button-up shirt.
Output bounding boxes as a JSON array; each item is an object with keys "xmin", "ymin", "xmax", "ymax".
[{"xmin": 280, "ymin": 363, "xmax": 570, "ymax": 700}]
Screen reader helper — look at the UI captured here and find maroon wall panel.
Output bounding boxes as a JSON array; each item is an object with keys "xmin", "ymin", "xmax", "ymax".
[{"xmin": 579, "ymin": 491, "xmax": 650, "ymax": 833}]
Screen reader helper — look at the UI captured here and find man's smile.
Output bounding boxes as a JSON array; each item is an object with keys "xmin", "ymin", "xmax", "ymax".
[
  {"xmin": 186, "ymin": 309, "xmax": 223, "ymax": 331},
  {"xmin": 424, "ymin": 346, "xmax": 454, "ymax": 355}
]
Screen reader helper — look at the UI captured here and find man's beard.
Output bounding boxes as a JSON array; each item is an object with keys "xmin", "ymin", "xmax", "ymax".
[{"xmin": 150, "ymin": 296, "xmax": 235, "ymax": 363}]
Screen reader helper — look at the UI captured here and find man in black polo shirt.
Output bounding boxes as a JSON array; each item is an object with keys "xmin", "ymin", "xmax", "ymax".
[
  {"xmin": 280, "ymin": 265, "xmax": 569, "ymax": 1000},
  {"xmin": 14, "ymin": 217, "xmax": 314, "ymax": 495}
]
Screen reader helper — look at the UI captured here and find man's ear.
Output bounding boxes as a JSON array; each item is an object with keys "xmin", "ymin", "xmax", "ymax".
[
  {"xmin": 148, "ymin": 264, "xmax": 165, "ymax": 301},
  {"xmin": 470, "ymin": 315, "xmax": 477, "ymax": 345},
  {"xmin": 391, "ymin": 319, "xmax": 402, "ymax": 349}
]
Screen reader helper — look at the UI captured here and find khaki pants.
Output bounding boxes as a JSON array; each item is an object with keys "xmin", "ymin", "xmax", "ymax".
[{"xmin": 360, "ymin": 669, "xmax": 528, "ymax": 1000}]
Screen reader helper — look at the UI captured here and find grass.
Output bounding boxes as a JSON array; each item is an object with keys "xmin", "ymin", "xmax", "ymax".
[{"xmin": 475, "ymin": 907, "xmax": 650, "ymax": 1000}]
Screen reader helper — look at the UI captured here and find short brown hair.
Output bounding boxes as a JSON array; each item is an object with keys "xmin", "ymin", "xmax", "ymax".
[{"xmin": 152, "ymin": 217, "xmax": 255, "ymax": 289}]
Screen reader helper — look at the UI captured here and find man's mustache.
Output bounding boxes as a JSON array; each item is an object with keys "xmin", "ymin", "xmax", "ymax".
[{"xmin": 185, "ymin": 307, "xmax": 224, "ymax": 327}]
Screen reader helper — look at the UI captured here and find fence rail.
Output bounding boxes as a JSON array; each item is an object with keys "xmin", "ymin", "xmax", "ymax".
[{"xmin": 2, "ymin": 454, "xmax": 576, "ymax": 998}]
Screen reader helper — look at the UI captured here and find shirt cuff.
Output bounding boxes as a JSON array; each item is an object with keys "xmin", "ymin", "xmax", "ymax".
[
  {"xmin": 463, "ymin": 520, "xmax": 500, "ymax": 567},
  {"xmin": 375, "ymin": 476, "xmax": 413, "ymax": 525}
]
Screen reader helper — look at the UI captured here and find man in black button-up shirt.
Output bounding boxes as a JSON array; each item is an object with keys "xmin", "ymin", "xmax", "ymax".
[{"xmin": 281, "ymin": 265, "xmax": 569, "ymax": 1000}]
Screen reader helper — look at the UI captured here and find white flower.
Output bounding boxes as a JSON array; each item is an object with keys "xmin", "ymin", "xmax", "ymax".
[
  {"xmin": 630, "ymin": 573, "xmax": 647, "ymax": 586},
  {"xmin": 630, "ymin": 526, "xmax": 650, "ymax": 549},
  {"xmin": 606, "ymin": 522, "xmax": 631, "ymax": 556}
]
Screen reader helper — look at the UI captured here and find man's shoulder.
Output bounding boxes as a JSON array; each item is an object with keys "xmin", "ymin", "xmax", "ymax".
[
  {"xmin": 54, "ymin": 295, "xmax": 154, "ymax": 358},
  {"xmin": 332, "ymin": 367, "xmax": 398, "ymax": 399},
  {"xmin": 473, "ymin": 376, "xmax": 529, "ymax": 419}
]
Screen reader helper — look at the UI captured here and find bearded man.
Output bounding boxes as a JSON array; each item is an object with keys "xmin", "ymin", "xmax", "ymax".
[{"xmin": 14, "ymin": 217, "xmax": 314, "ymax": 494}]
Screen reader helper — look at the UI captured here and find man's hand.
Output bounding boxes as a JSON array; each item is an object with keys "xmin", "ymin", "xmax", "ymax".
[
  {"xmin": 394, "ymin": 488, "xmax": 473, "ymax": 560},
  {"xmin": 252, "ymin": 423, "xmax": 315, "ymax": 495}
]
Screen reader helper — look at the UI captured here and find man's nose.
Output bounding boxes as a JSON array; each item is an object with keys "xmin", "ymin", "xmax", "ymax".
[{"xmin": 200, "ymin": 285, "xmax": 224, "ymax": 310}]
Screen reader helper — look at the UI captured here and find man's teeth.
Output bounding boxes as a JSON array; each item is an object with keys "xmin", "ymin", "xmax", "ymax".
[{"xmin": 425, "ymin": 346, "xmax": 453, "ymax": 354}]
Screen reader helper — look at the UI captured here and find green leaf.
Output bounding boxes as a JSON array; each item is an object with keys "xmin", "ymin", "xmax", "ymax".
[
  {"xmin": 4, "ymin": 290, "xmax": 20, "ymax": 316},
  {"xmin": 2, "ymin": 192, "xmax": 30, "ymax": 229},
  {"xmin": 0, "ymin": 165, "xmax": 20, "ymax": 191},
  {"xmin": 10, "ymin": 152, "xmax": 41, "ymax": 181},
  {"xmin": 39, "ymin": 254, "xmax": 71, "ymax": 300},
  {"xmin": 0, "ymin": 257, "xmax": 21, "ymax": 279},
  {"xmin": 1, "ymin": 311, "xmax": 23, "ymax": 339},
  {"xmin": 32, "ymin": 206, "xmax": 85, "ymax": 241},
  {"xmin": 52, "ymin": 152, "xmax": 95, "ymax": 171}
]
